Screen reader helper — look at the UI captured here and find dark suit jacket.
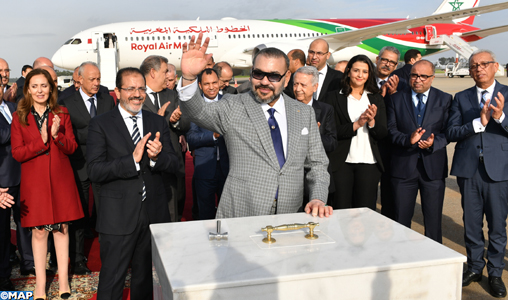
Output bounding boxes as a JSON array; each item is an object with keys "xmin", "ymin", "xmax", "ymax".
[
  {"xmin": 325, "ymin": 92, "xmax": 387, "ymax": 172},
  {"xmin": 446, "ymin": 81, "xmax": 508, "ymax": 181},
  {"xmin": 87, "ymin": 106, "xmax": 179, "ymax": 235},
  {"xmin": 283, "ymin": 73, "xmax": 296, "ymax": 99},
  {"xmin": 391, "ymin": 64, "xmax": 413, "ymax": 84},
  {"xmin": 59, "ymin": 91, "xmax": 116, "ymax": 181},
  {"xmin": 222, "ymin": 85, "xmax": 238, "ymax": 95},
  {"xmin": 142, "ymin": 88, "xmax": 190, "ymax": 177},
  {"xmin": 387, "ymin": 86, "xmax": 451, "ymax": 180},
  {"xmin": 0, "ymin": 101, "xmax": 20, "ymax": 187},
  {"xmin": 312, "ymin": 100, "xmax": 337, "ymax": 153},
  {"xmin": 187, "ymin": 121, "xmax": 230, "ymax": 180},
  {"xmin": 15, "ymin": 77, "xmax": 25, "ymax": 102},
  {"xmin": 57, "ymin": 85, "xmax": 110, "ymax": 102}
]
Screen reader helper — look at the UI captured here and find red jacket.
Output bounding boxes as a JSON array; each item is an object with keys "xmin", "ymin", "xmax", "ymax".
[{"xmin": 11, "ymin": 107, "xmax": 84, "ymax": 227}]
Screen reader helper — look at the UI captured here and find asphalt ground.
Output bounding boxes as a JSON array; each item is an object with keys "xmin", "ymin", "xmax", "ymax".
[{"xmin": 380, "ymin": 74, "xmax": 508, "ymax": 299}]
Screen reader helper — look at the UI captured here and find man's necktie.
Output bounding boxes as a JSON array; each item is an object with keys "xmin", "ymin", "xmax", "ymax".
[
  {"xmin": 380, "ymin": 80, "xmax": 386, "ymax": 88},
  {"xmin": 417, "ymin": 93, "xmax": 424, "ymax": 112},
  {"xmin": 267, "ymin": 108, "xmax": 285, "ymax": 168},
  {"xmin": 0, "ymin": 106, "xmax": 12, "ymax": 124},
  {"xmin": 88, "ymin": 98, "xmax": 97, "ymax": 118},
  {"xmin": 131, "ymin": 116, "xmax": 146, "ymax": 201},
  {"xmin": 151, "ymin": 92, "xmax": 160, "ymax": 110},
  {"xmin": 480, "ymin": 90, "xmax": 488, "ymax": 109}
]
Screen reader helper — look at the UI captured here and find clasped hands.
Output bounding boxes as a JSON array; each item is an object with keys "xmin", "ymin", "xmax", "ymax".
[
  {"xmin": 410, "ymin": 128, "xmax": 434, "ymax": 149},
  {"xmin": 40, "ymin": 115, "xmax": 61, "ymax": 144},
  {"xmin": 480, "ymin": 92, "xmax": 505, "ymax": 126},
  {"xmin": 354, "ymin": 104, "xmax": 377, "ymax": 131},
  {"xmin": 0, "ymin": 188, "xmax": 14, "ymax": 209},
  {"xmin": 133, "ymin": 132, "xmax": 163, "ymax": 163}
]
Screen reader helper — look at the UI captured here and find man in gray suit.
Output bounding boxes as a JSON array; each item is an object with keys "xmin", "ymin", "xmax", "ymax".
[{"xmin": 178, "ymin": 34, "xmax": 332, "ymax": 218}]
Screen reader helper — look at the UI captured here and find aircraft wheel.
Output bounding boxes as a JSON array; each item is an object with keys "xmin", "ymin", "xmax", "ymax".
[
  {"xmin": 460, "ymin": 76, "xmax": 465, "ymax": 78},
  {"xmin": 448, "ymin": 73, "xmax": 454, "ymax": 78}
]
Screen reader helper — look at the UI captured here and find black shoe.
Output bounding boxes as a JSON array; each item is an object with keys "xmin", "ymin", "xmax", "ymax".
[
  {"xmin": 462, "ymin": 270, "xmax": 482, "ymax": 286},
  {"xmin": 9, "ymin": 253, "xmax": 19, "ymax": 267},
  {"xmin": 0, "ymin": 276, "xmax": 15, "ymax": 291},
  {"xmin": 72, "ymin": 261, "xmax": 91, "ymax": 275},
  {"xmin": 20, "ymin": 266, "xmax": 36, "ymax": 276},
  {"xmin": 489, "ymin": 276, "xmax": 507, "ymax": 298}
]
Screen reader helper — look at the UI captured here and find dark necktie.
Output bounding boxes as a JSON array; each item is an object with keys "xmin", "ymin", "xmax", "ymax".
[
  {"xmin": 151, "ymin": 92, "xmax": 160, "ymax": 110},
  {"xmin": 267, "ymin": 108, "xmax": 285, "ymax": 168},
  {"xmin": 88, "ymin": 98, "xmax": 97, "ymax": 118},
  {"xmin": 130, "ymin": 116, "xmax": 146, "ymax": 201},
  {"xmin": 417, "ymin": 93, "xmax": 424, "ymax": 112},
  {"xmin": 480, "ymin": 90, "xmax": 488, "ymax": 109},
  {"xmin": 380, "ymin": 80, "xmax": 386, "ymax": 88}
]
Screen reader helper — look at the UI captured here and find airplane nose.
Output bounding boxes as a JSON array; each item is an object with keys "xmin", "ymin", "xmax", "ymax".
[{"xmin": 51, "ymin": 48, "xmax": 63, "ymax": 69}]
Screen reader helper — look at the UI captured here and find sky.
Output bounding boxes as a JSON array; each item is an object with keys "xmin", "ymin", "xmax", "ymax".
[{"xmin": 3, "ymin": 0, "xmax": 508, "ymax": 77}]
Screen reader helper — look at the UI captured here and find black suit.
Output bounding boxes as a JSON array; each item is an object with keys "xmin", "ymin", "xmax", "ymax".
[
  {"xmin": 325, "ymin": 92, "xmax": 387, "ymax": 209},
  {"xmin": 87, "ymin": 106, "xmax": 178, "ymax": 300},
  {"xmin": 0, "ymin": 101, "xmax": 32, "ymax": 278},
  {"xmin": 221, "ymin": 85, "xmax": 238, "ymax": 95},
  {"xmin": 143, "ymin": 88, "xmax": 190, "ymax": 221},
  {"xmin": 59, "ymin": 89, "xmax": 116, "ymax": 266},
  {"xmin": 15, "ymin": 77, "xmax": 25, "ymax": 102},
  {"xmin": 391, "ymin": 63, "xmax": 413, "ymax": 84},
  {"xmin": 284, "ymin": 73, "xmax": 296, "ymax": 99},
  {"xmin": 58, "ymin": 85, "xmax": 109, "ymax": 103},
  {"xmin": 386, "ymin": 86, "xmax": 451, "ymax": 243}
]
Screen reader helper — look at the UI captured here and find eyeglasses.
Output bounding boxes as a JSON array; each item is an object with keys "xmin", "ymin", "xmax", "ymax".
[
  {"xmin": 308, "ymin": 50, "xmax": 329, "ymax": 57},
  {"xmin": 120, "ymin": 87, "xmax": 147, "ymax": 94},
  {"xmin": 251, "ymin": 69, "xmax": 287, "ymax": 83},
  {"xmin": 469, "ymin": 61, "xmax": 495, "ymax": 70},
  {"xmin": 0, "ymin": 69, "xmax": 11, "ymax": 73},
  {"xmin": 410, "ymin": 73, "xmax": 434, "ymax": 81},
  {"xmin": 379, "ymin": 58, "xmax": 398, "ymax": 67}
]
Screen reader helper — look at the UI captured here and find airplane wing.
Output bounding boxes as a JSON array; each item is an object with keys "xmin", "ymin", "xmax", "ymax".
[
  {"xmin": 317, "ymin": 1, "xmax": 508, "ymax": 51},
  {"xmin": 460, "ymin": 24, "xmax": 508, "ymax": 38}
]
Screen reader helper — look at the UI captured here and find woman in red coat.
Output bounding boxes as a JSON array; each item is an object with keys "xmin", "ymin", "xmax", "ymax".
[{"xmin": 11, "ymin": 69, "xmax": 83, "ymax": 300}]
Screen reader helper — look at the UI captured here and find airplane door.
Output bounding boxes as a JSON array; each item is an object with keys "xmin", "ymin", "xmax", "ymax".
[
  {"xmin": 204, "ymin": 34, "xmax": 218, "ymax": 48},
  {"xmin": 424, "ymin": 26, "xmax": 437, "ymax": 42},
  {"xmin": 92, "ymin": 32, "xmax": 103, "ymax": 50}
]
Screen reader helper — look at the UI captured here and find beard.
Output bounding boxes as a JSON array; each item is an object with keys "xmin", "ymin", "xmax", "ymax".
[
  {"xmin": 121, "ymin": 96, "xmax": 144, "ymax": 114},
  {"xmin": 252, "ymin": 83, "xmax": 284, "ymax": 104}
]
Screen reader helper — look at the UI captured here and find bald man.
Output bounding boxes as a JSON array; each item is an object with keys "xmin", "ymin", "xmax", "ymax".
[
  {"xmin": 334, "ymin": 60, "xmax": 348, "ymax": 73},
  {"xmin": 213, "ymin": 62, "xmax": 237, "ymax": 95},
  {"xmin": 33, "ymin": 57, "xmax": 54, "ymax": 69},
  {"xmin": 284, "ymin": 49, "xmax": 306, "ymax": 99},
  {"xmin": 0, "ymin": 59, "xmax": 16, "ymax": 103},
  {"xmin": 306, "ymin": 39, "xmax": 343, "ymax": 102}
]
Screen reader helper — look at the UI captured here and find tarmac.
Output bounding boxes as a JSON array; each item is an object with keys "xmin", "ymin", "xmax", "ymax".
[{"xmin": 380, "ymin": 74, "xmax": 508, "ymax": 299}]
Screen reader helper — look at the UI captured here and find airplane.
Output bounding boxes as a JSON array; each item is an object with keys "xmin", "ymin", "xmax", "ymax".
[{"xmin": 51, "ymin": 0, "xmax": 508, "ymax": 88}]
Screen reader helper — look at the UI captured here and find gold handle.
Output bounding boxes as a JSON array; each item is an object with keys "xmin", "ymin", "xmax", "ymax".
[{"xmin": 261, "ymin": 222, "xmax": 319, "ymax": 243}]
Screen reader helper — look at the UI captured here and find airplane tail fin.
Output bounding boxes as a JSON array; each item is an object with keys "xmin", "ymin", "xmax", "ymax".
[{"xmin": 432, "ymin": 0, "xmax": 480, "ymax": 25}]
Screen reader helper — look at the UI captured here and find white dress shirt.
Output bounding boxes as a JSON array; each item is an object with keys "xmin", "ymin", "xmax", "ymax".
[
  {"xmin": 146, "ymin": 86, "xmax": 161, "ymax": 109},
  {"xmin": 314, "ymin": 65, "xmax": 328, "ymax": 100},
  {"xmin": 79, "ymin": 88, "xmax": 97, "ymax": 114},
  {"xmin": 472, "ymin": 81, "xmax": 504, "ymax": 133},
  {"xmin": 346, "ymin": 91, "xmax": 376, "ymax": 164}
]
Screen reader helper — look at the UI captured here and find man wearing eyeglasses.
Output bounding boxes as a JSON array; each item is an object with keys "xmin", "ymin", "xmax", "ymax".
[
  {"xmin": 305, "ymin": 39, "xmax": 343, "ymax": 102},
  {"xmin": 447, "ymin": 50, "xmax": 508, "ymax": 298},
  {"xmin": 59, "ymin": 61, "xmax": 115, "ymax": 275},
  {"xmin": 87, "ymin": 67, "xmax": 178, "ymax": 300},
  {"xmin": 374, "ymin": 46, "xmax": 403, "ymax": 221},
  {"xmin": 0, "ymin": 59, "xmax": 16, "ymax": 103},
  {"xmin": 178, "ymin": 34, "xmax": 332, "ymax": 218},
  {"xmin": 214, "ymin": 61, "xmax": 238, "ymax": 95},
  {"xmin": 386, "ymin": 59, "xmax": 451, "ymax": 244}
]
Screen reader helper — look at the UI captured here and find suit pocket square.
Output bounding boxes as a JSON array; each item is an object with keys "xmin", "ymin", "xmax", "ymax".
[{"xmin": 301, "ymin": 127, "xmax": 309, "ymax": 135}]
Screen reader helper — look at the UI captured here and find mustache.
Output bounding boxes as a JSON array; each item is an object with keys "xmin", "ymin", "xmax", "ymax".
[
  {"xmin": 254, "ymin": 84, "xmax": 275, "ymax": 92},
  {"xmin": 381, "ymin": 66, "xmax": 391, "ymax": 71},
  {"xmin": 128, "ymin": 96, "xmax": 144, "ymax": 101}
]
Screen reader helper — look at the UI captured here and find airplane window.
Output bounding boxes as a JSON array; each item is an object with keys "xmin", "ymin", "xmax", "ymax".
[
  {"xmin": 64, "ymin": 39, "xmax": 73, "ymax": 45},
  {"xmin": 168, "ymin": 36, "xmax": 171, "ymax": 40},
  {"xmin": 276, "ymin": 34, "xmax": 278, "ymax": 38},
  {"xmin": 136, "ymin": 37, "xmax": 139, "ymax": 41},
  {"xmin": 299, "ymin": 33, "xmax": 301, "ymax": 37},
  {"xmin": 184, "ymin": 35, "xmax": 187, "ymax": 40},
  {"xmin": 262, "ymin": 34, "xmax": 264, "ymax": 38},
  {"xmin": 178, "ymin": 36, "xmax": 181, "ymax": 40},
  {"xmin": 248, "ymin": 34, "xmax": 250, "ymax": 38},
  {"xmin": 257, "ymin": 34, "xmax": 260, "ymax": 38},
  {"xmin": 125, "ymin": 37, "xmax": 127, "ymax": 41},
  {"xmin": 71, "ymin": 39, "xmax": 82, "ymax": 45},
  {"xmin": 163, "ymin": 36, "xmax": 165, "ymax": 40},
  {"xmin": 158, "ymin": 36, "xmax": 160, "ymax": 40},
  {"xmin": 229, "ymin": 35, "xmax": 231, "ymax": 39},
  {"xmin": 243, "ymin": 34, "xmax": 245, "ymax": 38},
  {"xmin": 271, "ymin": 34, "xmax": 274, "ymax": 38},
  {"xmin": 285, "ymin": 34, "xmax": 287, "ymax": 37},
  {"xmin": 130, "ymin": 37, "xmax": 133, "ymax": 41}
]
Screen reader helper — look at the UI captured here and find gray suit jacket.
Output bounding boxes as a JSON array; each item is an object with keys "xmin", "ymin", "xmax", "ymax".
[{"xmin": 181, "ymin": 90, "xmax": 330, "ymax": 218}]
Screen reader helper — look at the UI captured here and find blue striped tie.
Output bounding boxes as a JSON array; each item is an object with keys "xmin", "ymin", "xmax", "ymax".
[
  {"xmin": 0, "ymin": 105, "xmax": 12, "ymax": 124},
  {"xmin": 480, "ymin": 90, "xmax": 488, "ymax": 109},
  {"xmin": 131, "ymin": 116, "xmax": 146, "ymax": 201}
]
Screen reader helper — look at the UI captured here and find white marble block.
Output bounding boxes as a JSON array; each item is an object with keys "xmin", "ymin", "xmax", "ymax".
[{"xmin": 151, "ymin": 208, "xmax": 465, "ymax": 300}]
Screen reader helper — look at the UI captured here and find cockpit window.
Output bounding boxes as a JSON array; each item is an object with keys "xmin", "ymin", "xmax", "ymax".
[
  {"xmin": 64, "ymin": 39, "xmax": 73, "ymax": 45},
  {"xmin": 71, "ymin": 39, "xmax": 82, "ymax": 45}
]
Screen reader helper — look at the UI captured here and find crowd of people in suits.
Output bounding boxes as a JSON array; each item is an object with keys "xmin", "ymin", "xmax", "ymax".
[{"xmin": 0, "ymin": 32, "xmax": 506, "ymax": 299}]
